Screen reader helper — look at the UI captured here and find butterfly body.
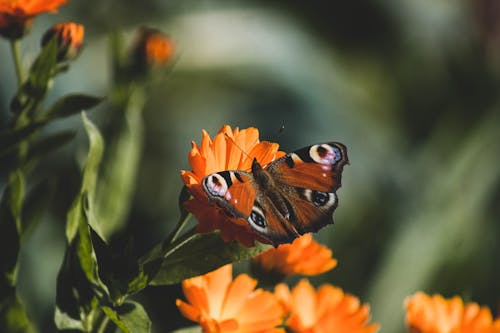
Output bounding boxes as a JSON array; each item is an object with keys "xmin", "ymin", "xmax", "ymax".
[{"xmin": 202, "ymin": 142, "xmax": 348, "ymax": 246}]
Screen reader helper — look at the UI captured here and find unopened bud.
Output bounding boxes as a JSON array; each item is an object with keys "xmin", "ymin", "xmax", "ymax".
[
  {"xmin": 131, "ymin": 27, "xmax": 174, "ymax": 68},
  {"xmin": 41, "ymin": 22, "xmax": 84, "ymax": 61}
]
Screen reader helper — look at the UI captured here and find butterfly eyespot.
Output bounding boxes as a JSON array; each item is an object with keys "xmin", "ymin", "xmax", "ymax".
[
  {"xmin": 309, "ymin": 144, "xmax": 342, "ymax": 165},
  {"xmin": 301, "ymin": 189, "xmax": 336, "ymax": 207},
  {"xmin": 311, "ymin": 190, "xmax": 329, "ymax": 206},
  {"xmin": 203, "ymin": 173, "xmax": 228, "ymax": 198},
  {"xmin": 248, "ymin": 206, "xmax": 267, "ymax": 230}
]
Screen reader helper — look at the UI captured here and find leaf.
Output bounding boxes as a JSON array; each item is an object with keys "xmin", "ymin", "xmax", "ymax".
[
  {"xmin": 54, "ymin": 244, "xmax": 94, "ymax": 331},
  {"xmin": 10, "ymin": 38, "xmax": 58, "ymax": 115},
  {"xmin": 95, "ymin": 88, "xmax": 145, "ymax": 238},
  {"xmin": 44, "ymin": 94, "xmax": 104, "ymax": 120},
  {"xmin": 29, "ymin": 38, "xmax": 59, "ymax": 95},
  {"xmin": 88, "ymin": 227, "xmax": 143, "ymax": 301},
  {"xmin": 102, "ymin": 301, "xmax": 151, "ymax": 333},
  {"xmin": 66, "ymin": 113, "xmax": 104, "ymax": 242},
  {"xmin": 54, "ymin": 307, "xmax": 84, "ymax": 331},
  {"xmin": 55, "ymin": 113, "xmax": 109, "ymax": 330},
  {"xmin": 0, "ymin": 171, "xmax": 24, "ymax": 285},
  {"xmin": 0, "ymin": 287, "xmax": 35, "ymax": 333},
  {"xmin": 90, "ymin": 227, "xmax": 148, "ymax": 298},
  {"xmin": 0, "ymin": 121, "xmax": 46, "ymax": 153},
  {"xmin": 77, "ymin": 194, "xmax": 109, "ymax": 298},
  {"xmin": 147, "ymin": 231, "xmax": 271, "ymax": 286}
]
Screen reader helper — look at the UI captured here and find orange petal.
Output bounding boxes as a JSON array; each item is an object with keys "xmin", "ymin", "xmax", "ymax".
[
  {"xmin": 274, "ymin": 283, "xmax": 292, "ymax": 312},
  {"xmin": 181, "ymin": 283, "xmax": 210, "ymax": 315},
  {"xmin": 236, "ymin": 289, "xmax": 284, "ymax": 328},
  {"xmin": 291, "ymin": 279, "xmax": 317, "ymax": 328},
  {"xmin": 176, "ymin": 299, "xmax": 201, "ymax": 322},
  {"xmin": 249, "ymin": 141, "xmax": 281, "ymax": 167},
  {"xmin": 204, "ymin": 265, "xmax": 233, "ymax": 318},
  {"xmin": 213, "ymin": 129, "xmax": 228, "ymax": 171},
  {"xmin": 221, "ymin": 274, "xmax": 258, "ymax": 320}
]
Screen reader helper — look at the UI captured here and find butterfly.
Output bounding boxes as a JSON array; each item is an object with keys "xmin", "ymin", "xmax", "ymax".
[{"xmin": 201, "ymin": 142, "xmax": 348, "ymax": 246}]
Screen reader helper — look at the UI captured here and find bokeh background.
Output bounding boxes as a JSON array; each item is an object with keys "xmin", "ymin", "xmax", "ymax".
[{"xmin": 1, "ymin": 1, "xmax": 500, "ymax": 332}]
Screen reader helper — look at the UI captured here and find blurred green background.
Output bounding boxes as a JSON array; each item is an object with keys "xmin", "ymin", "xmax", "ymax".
[{"xmin": 1, "ymin": 0, "xmax": 500, "ymax": 332}]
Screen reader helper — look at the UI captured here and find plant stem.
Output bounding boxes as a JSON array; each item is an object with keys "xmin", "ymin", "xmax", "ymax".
[
  {"xmin": 96, "ymin": 314, "xmax": 110, "ymax": 333},
  {"xmin": 169, "ymin": 212, "xmax": 192, "ymax": 244},
  {"xmin": 10, "ymin": 40, "xmax": 25, "ymax": 87}
]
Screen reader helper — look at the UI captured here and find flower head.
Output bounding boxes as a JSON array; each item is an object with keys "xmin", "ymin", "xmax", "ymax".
[
  {"xmin": 181, "ymin": 125, "xmax": 285, "ymax": 247},
  {"xmin": 41, "ymin": 21, "xmax": 84, "ymax": 61},
  {"xmin": 176, "ymin": 264, "xmax": 285, "ymax": 333},
  {"xmin": 252, "ymin": 233, "xmax": 337, "ymax": 282},
  {"xmin": 0, "ymin": 0, "xmax": 67, "ymax": 39},
  {"xmin": 405, "ymin": 292, "xmax": 500, "ymax": 333},
  {"xmin": 131, "ymin": 27, "xmax": 174, "ymax": 68},
  {"xmin": 275, "ymin": 279, "xmax": 379, "ymax": 333}
]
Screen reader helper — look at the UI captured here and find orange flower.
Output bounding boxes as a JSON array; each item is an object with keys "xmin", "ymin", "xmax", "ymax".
[
  {"xmin": 176, "ymin": 264, "xmax": 285, "ymax": 333},
  {"xmin": 252, "ymin": 233, "xmax": 336, "ymax": 281},
  {"xmin": 405, "ymin": 292, "xmax": 500, "ymax": 333},
  {"xmin": 275, "ymin": 279, "xmax": 379, "ymax": 333},
  {"xmin": 131, "ymin": 27, "xmax": 174, "ymax": 67},
  {"xmin": 41, "ymin": 21, "xmax": 84, "ymax": 61},
  {"xmin": 181, "ymin": 125, "xmax": 285, "ymax": 247},
  {"xmin": 0, "ymin": 0, "xmax": 67, "ymax": 39}
]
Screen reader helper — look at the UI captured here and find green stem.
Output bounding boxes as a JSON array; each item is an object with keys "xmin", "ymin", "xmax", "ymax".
[
  {"xmin": 96, "ymin": 315, "xmax": 110, "ymax": 333},
  {"xmin": 169, "ymin": 212, "xmax": 192, "ymax": 244},
  {"xmin": 10, "ymin": 40, "xmax": 25, "ymax": 87}
]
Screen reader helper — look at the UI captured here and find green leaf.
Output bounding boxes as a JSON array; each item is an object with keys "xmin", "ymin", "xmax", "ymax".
[
  {"xmin": 95, "ymin": 88, "xmax": 145, "ymax": 238},
  {"xmin": 0, "ymin": 121, "xmax": 46, "ymax": 153},
  {"xmin": 10, "ymin": 38, "xmax": 58, "ymax": 115},
  {"xmin": 147, "ymin": 231, "xmax": 271, "ymax": 286},
  {"xmin": 66, "ymin": 113, "xmax": 104, "ymax": 242},
  {"xmin": 54, "ymin": 306, "xmax": 84, "ymax": 331},
  {"xmin": 0, "ymin": 171, "xmax": 25, "ymax": 286},
  {"xmin": 29, "ymin": 38, "xmax": 59, "ymax": 94},
  {"xmin": 0, "ymin": 287, "xmax": 35, "ymax": 333},
  {"xmin": 55, "ymin": 113, "xmax": 109, "ymax": 330},
  {"xmin": 44, "ymin": 94, "xmax": 104, "ymax": 120},
  {"xmin": 90, "ymin": 226, "xmax": 148, "ymax": 298},
  {"xmin": 54, "ymin": 237, "xmax": 98, "ymax": 331},
  {"xmin": 103, "ymin": 301, "xmax": 151, "ymax": 333},
  {"xmin": 77, "ymin": 194, "xmax": 109, "ymax": 298}
]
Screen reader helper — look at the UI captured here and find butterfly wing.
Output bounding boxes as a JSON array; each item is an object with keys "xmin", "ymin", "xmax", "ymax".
[
  {"xmin": 202, "ymin": 170, "xmax": 256, "ymax": 218},
  {"xmin": 263, "ymin": 142, "xmax": 348, "ymax": 237},
  {"xmin": 269, "ymin": 142, "xmax": 348, "ymax": 193}
]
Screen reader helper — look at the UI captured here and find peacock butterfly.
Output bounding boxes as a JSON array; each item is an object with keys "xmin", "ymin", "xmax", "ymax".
[{"xmin": 201, "ymin": 142, "xmax": 348, "ymax": 246}]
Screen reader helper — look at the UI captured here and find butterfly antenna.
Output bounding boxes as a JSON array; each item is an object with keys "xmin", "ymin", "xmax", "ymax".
[
  {"xmin": 224, "ymin": 133, "xmax": 253, "ymax": 163},
  {"xmin": 277, "ymin": 124, "xmax": 285, "ymax": 138}
]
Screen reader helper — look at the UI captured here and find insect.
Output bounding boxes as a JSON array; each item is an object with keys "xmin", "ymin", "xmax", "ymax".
[{"xmin": 201, "ymin": 142, "xmax": 348, "ymax": 246}]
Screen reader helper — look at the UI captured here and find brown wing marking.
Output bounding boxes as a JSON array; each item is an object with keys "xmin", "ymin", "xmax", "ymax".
[
  {"xmin": 287, "ymin": 191, "xmax": 337, "ymax": 234},
  {"xmin": 223, "ymin": 172, "xmax": 256, "ymax": 217}
]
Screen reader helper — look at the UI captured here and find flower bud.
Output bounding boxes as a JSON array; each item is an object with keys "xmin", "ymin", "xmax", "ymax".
[
  {"xmin": 131, "ymin": 27, "xmax": 174, "ymax": 68},
  {"xmin": 41, "ymin": 22, "xmax": 84, "ymax": 61}
]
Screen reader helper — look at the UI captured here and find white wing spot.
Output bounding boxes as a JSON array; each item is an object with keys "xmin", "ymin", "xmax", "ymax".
[
  {"xmin": 205, "ymin": 174, "xmax": 228, "ymax": 198},
  {"xmin": 309, "ymin": 144, "xmax": 337, "ymax": 165}
]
